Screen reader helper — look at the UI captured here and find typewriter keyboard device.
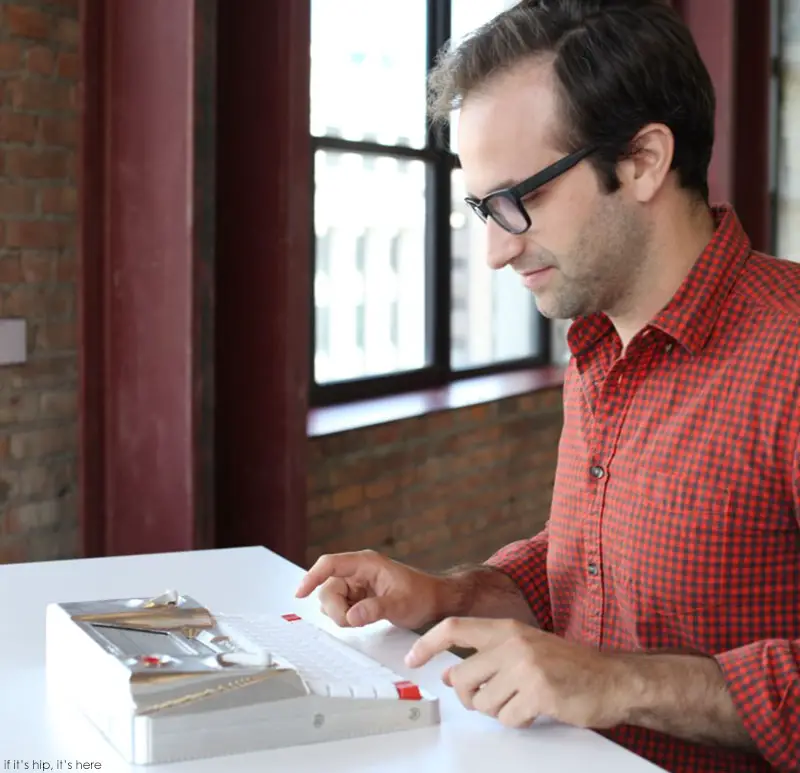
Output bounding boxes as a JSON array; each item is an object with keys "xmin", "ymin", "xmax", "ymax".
[{"xmin": 45, "ymin": 591, "xmax": 440, "ymax": 765}]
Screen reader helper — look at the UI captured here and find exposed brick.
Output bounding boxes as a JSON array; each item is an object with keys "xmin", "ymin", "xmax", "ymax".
[
  {"xmin": 0, "ymin": 111, "xmax": 37, "ymax": 143},
  {"xmin": 27, "ymin": 45, "xmax": 54, "ymax": 75},
  {"xmin": 331, "ymin": 484, "xmax": 363, "ymax": 510},
  {"xmin": 364, "ymin": 477, "xmax": 395, "ymax": 500},
  {"xmin": 11, "ymin": 501, "xmax": 60, "ymax": 530},
  {"xmin": 3, "ymin": 283, "xmax": 72, "ymax": 318},
  {"xmin": 6, "ymin": 219, "xmax": 71, "ymax": 249},
  {"xmin": 41, "ymin": 185, "xmax": 75, "ymax": 214},
  {"xmin": 2, "ymin": 356, "xmax": 77, "ymax": 390},
  {"xmin": 0, "ymin": 183, "xmax": 36, "ymax": 214},
  {"xmin": 6, "ymin": 147, "xmax": 70, "ymax": 179},
  {"xmin": 0, "ymin": 542, "xmax": 27, "ymax": 564},
  {"xmin": 0, "ymin": 392, "xmax": 38, "ymax": 425},
  {"xmin": 39, "ymin": 389, "xmax": 76, "ymax": 418},
  {"xmin": 8, "ymin": 79, "xmax": 72, "ymax": 111},
  {"xmin": 6, "ymin": 6, "xmax": 51, "ymax": 41},
  {"xmin": 38, "ymin": 116, "xmax": 77, "ymax": 147},
  {"xmin": 0, "ymin": 254, "xmax": 22, "ymax": 283},
  {"xmin": 56, "ymin": 251, "xmax": 75, "ymax": 281},
  {"xmin": 0, "ymin": 43, "xmax": 22, "ymax": 71},
  {"xmin": 56, "ymin": 51, "xmax": 78, "ymax": 79},
  {"xmin": 33, "ymin": 320, "xmax": 74, "ymax": 352},
  {"xmin": 20, "ymin": 250, "xmax": 54, "ymax": 282},
  {"xmin": 307, "ymin": 388, "xmax": 563, "ymax": 570},
  {"xmin": 10, "ymin": 424, "xmax": 75, "ymax": 460},
  {"xmin": 55, "ymin": 17, "xmax": 79, "ymax": 47},
  {"xmin": 0, "ymin": 0, "xmax": 78, "ymax": 562}
]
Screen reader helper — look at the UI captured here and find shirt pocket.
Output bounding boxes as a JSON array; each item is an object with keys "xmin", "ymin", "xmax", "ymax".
[{"xmin": 605, "ymin": 468, "xmax": 794, "ymax": 632}]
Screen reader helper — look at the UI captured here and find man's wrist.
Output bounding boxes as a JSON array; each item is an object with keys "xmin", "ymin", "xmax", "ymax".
[
  {"xmin": 431, "ymin": 570, "xmax": 474, "ymax": 620},
  {"xmin": 604, "ymin": 651, "xmax": 755, "ymax": 750},
  {"xmin": 606, "ymin": 651, "xmax": 662, "ymax": 726}
]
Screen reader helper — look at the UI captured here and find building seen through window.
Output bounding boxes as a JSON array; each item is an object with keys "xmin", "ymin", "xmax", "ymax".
[{"xmin": 310, "ymin": 0, "xmax": 553, "ymax": 393}]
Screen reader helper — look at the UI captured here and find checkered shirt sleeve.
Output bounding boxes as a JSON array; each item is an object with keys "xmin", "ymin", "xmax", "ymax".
[{"xmin": 484, "ymin": 525, "xmax": 553, "ymax": 632}]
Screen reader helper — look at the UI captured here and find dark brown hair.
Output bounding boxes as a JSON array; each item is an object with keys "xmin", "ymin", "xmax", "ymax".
[{"xmin": 427, "ymin": 0, "xmax": 715, "ymax": 202}]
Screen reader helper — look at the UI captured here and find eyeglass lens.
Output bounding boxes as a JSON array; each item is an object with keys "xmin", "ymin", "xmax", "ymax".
[{"xmin": 486, "ymin": 194, "xmax": 527, "ymax": 233}]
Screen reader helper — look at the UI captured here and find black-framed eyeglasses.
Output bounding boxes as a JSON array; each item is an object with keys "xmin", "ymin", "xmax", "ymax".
[{"xmin": 464, "ymin": 146, "xmax": 596, "ymax": 234}]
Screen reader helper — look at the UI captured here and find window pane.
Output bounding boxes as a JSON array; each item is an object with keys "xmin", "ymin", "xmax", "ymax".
[
  {"xmin": 310, "ymin": 0, "xmax": 428, "ymax": 148},
  {"xmin": 776, "ymin": 1, "xmax": 800, "ymax": 261},
  {"xmin": 451, "ymin": 168, "xmax": 542, "ymax": 369},
  {"xmin": 314, "ymin": 150, "xmax": 429, "ymax": 384},
  {"xmin": 449, "ymin": 0, "xmax": 518, "ymax": 152}
]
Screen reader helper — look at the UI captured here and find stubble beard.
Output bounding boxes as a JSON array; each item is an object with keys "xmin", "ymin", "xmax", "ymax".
[{"xmin": 534, "ymin": 198, "xmax": 651, "ymax": 321}]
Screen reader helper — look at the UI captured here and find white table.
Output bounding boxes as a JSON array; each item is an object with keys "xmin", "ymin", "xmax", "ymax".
[{"xmin": 0, "ymin": 546, "xmax": 666, "ymax": 772}]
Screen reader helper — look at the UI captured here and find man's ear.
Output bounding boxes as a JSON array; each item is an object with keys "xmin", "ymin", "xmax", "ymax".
[{"xmin": 617, "ymin": 123, "xmax": 674, "ymax": 203}]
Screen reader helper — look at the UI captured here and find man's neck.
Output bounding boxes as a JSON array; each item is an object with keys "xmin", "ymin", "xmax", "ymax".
[{"xmin": 611, "ymin": 202, "xmax": 716, "ymax": 350}]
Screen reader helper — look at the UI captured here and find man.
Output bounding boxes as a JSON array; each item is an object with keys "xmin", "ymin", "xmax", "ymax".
[{"xmin": 296, "ymin": 1, "xmax": 800, "ymax": 771}]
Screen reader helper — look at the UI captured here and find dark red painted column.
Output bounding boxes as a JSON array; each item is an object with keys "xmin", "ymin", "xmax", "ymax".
[
  {"xmin": 214, "ymin": 0, "xmax": 311, "ymax": 565},
  {"xmin": 732, "ymin": 0, "xmax": 773, "ymax": 252},
  {"xmin": 679, "ymin": 0, "xmax": 773, "ymax": 251},
  {"xmin": 78, "ymin": 0, "xmax": 216, "ymax": 556},
  {"xmin": 680, "ymin": 0, "xmax": 737, "ymax": 204}
]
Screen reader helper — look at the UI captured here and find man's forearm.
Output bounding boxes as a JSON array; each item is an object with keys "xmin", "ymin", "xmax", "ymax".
[
  {"xmin": 435, "ymin": 565, "xmax": 539, "ymax": 627},
  {"xmin": 616, "ymin": 652, "xmax": 756, "ymax": 751}
]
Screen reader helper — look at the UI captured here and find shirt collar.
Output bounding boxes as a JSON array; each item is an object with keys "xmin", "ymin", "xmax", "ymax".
[{"xmin": 567, "ymin": 203, "xmax": 751, "ymax": 358}]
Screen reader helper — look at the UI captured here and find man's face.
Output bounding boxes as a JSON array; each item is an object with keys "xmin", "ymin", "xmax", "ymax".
[{"xmin": 457, "ymin": 58, "xmax": 651, "ymax": 320}]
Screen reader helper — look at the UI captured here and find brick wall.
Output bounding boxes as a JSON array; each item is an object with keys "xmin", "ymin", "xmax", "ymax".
[
  {"xmin": 307, "ymin": 386, "xmax": 563, "ymax": 571},
  {"xmin": 0, "ymin": 1, "xmax": 79, "ymax": 564}
]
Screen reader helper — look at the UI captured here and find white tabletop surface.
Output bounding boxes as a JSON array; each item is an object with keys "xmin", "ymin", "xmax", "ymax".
[{"xmin": 0, "ymin": 546, "xmax": 666, "ymax": 772}]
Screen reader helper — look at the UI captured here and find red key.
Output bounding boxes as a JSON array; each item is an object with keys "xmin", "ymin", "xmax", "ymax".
[{"xmin": 394, "ymin": 680, "xmax": 422, "ymax": 700}]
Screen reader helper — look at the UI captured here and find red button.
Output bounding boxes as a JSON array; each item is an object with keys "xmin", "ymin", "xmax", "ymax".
[
  {"xmin": 142, "ymin": 655, "xmax": 163, "ymax": 666},
  {"xmin": 394, "ymin": 681, "xmax": 421, "ymax": 700},
  {"xmin": 282, "ymin": 613, "xmax": 302, "ymax": 622}
]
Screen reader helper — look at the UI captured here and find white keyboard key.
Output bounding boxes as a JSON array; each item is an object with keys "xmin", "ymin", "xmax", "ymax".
[
  {"xmin": 304, "ymin": 679, "xmax": 330, "ymax": 696},
  {"xmin": 374, "ymin": 682, "xmax": 402, "ymax": 699},
  {"xmin": 350, "ymin": 683, "xmax": 378, "ymax": 699},
  {"xmin": 327, "ymin": 681, "xmax": 354, "ymax": 698}
]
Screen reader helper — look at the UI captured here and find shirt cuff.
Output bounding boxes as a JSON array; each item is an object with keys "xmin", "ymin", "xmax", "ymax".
[
  {"xmin": 484, "ymin": 534, "xmax": 553, "ymax": 632},
  {"xmin": 714, "ymin": 638, "xmax": 800, "ymax": 772}
]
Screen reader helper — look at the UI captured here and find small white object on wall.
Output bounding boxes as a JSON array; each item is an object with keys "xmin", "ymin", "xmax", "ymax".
[{"xmin": 0, "ymin": 319, "xmax": 26, "ymax": 365}]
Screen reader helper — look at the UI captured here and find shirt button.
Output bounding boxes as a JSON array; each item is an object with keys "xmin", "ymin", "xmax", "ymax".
[
  {"xmin": 590, "ymin": 465, "xmax": 605, "ymax": 479},
  {"xmin": 588, "ymin": 562, "xmax": 599, "ymax": 577}
]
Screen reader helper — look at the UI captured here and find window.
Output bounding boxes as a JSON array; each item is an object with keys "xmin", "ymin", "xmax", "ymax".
[
  {"xmin": 310, "ymin": 0, "xmax": 549, "ymax": 404},
  {"xmin": 773, "ymin": 0, "xmax": 800, "ymax": 261}
]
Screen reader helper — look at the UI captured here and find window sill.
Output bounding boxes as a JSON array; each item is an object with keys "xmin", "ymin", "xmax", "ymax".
[{"xmin": 307, "ymin": 364, "xmax": 566, "ymax": 437}]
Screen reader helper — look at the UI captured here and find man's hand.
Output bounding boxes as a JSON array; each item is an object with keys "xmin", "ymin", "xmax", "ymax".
[
  {"xmin": 405, "ymin": 617, "xmax": 757, "ymax": 753},
  {"xmin": 405, "ymin": 617, "xmax": 629, "ymax": 729},
  {"xmin": 296, "ymin": 551, "xmax": 539, "ymax": 631},
  {"xmin": 295, "ymin": 550, "xmax": 446, "ymax": 630}
]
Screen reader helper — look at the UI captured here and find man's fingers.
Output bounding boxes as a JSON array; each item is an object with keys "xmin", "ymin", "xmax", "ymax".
[
  {"xmin": 472, "ymin": 675, "xmax": 517, "ymax": 718},
  {"xmin": 318, "ymin": 579, "xmax": 352, "ymax": 627},
  {"xmin": 295, "ymin": 552, "xmax": 368, "ymax": 598},
  {"xmin": 441, "ymin": 652, "xmax": 499, "ymax": 710},
  {"xmin": 345, "ymin": 596, "xmax": 385, "ymax": 627},
  {"xmin": 446, "ymin": 651, "xmax": 500, "ymax": 709},
  {"xmin": 405, "ymin": 617, "xmax": 507, "ymax": 668},
  {"xmin": 496, "ymin": 692, "xmax": 539, "ymax": 729}
]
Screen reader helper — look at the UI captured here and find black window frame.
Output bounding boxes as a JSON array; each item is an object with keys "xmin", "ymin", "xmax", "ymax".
[{"xmin": 309, "ymin": 0, "xmax": 551, "ymax": 408}]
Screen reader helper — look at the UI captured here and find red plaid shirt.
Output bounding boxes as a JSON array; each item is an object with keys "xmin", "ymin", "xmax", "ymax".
[{"xmin": 487, "ymin": 205, "xmax": 800, "ymax": 772}]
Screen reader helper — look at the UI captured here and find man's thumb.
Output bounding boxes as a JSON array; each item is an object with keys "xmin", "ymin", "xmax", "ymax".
[{"xmin": 346, "ymin": 596, "xmax": 386, "ymax": 627}]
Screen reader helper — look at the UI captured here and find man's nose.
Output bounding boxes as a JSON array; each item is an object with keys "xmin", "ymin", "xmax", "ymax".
[{"xmin": 485, "ymin": 219, "xmax": 525, "ymax": 271}]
